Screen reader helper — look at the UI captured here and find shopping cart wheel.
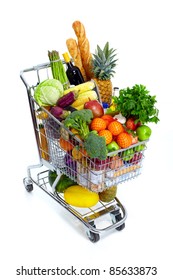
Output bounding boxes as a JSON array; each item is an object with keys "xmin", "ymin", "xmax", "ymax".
[
  {"xmin": 23, "ymin": 177, "xmax": 33, "ymax": 192},
  {"xmin": 86, "ymin": 221, "xmax": 100, "ymax": 243},
  {"xmin": 115, "ymin": 213, "xmax": 125, "ymax": 231},
  {"xmin": 87, "ymin": 231, "xmax": 100, "ymax": 243},
  {"xmin": 110, "ymin": 209, "xmax": 125, "ymax": 231}
]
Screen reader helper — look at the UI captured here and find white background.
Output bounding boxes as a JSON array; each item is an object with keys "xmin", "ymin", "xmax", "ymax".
[{"xmin": 1, "ymin": 0, "xmax": 173, "ymax": 279}]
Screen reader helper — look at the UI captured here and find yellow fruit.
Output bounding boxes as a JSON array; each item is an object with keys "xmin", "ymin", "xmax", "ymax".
[
  {"xmin": 37, "ymin": 111, "xmax": 49, "ymax": 119},
  {"xmin": 63, "ymin": 81, "xmax": 95, "ymax": 95},
  {"xmin": 93, "ymin": 78, "xmax": 113, "ymax": 105},
  {"xmin": 74, "ymin": 104, "xmax": 84, "ymax": 110},
  {"xmin": 64, "ymin": 185, "xmax": 99, "ymax": 208},
  {"xmin": 71, "ymin": 90, "xmax": 98, "ymax": 108},
  {"xmin": 99, "ymin": 186, "xmax": 117, "ymax": 202}
]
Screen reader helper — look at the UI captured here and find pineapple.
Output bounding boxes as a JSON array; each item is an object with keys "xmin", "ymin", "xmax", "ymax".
[{"xmin": 92, "ymin": 42, "xmax": 117, "ymax": 105}]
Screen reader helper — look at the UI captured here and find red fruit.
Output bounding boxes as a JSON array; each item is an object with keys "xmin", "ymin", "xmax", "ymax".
[
  {"xmin": 126, "ymin": 117, "xmax": 140, "ymax": 131},
  {"xmin": 101, "ymin": 115, "xmax": 115, "ymax": 127},
  {"xmin": 84, "ymin": 100, "xmax": 104, "ymax": 118}
]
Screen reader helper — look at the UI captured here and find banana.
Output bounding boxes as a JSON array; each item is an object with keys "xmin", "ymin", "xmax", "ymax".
[{"xmin": 71, "ymin": 90, "xmax": 98, "ymax": 108}]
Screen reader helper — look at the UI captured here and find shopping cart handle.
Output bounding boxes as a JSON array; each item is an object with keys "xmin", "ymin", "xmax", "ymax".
[{"xmin": 51, "ymin": 169, "xmax": 61, "ymax": 193}]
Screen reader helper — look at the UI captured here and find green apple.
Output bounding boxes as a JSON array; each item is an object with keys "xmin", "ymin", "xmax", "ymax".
[{"xmin": 136, "ymin": 125, "xmax": 152, "ymax": 141}]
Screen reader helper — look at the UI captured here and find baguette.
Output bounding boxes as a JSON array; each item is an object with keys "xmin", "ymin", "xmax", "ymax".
[
  {"xmin": 66, "ymin": 38, "xmax": 87, "ymax": 81},
  {"xmin": 72, "ymin": 21, "xmax": 93, "ymax": 80},
  {"xmin": 39, "ymin": 124, "xmax": 49, "ymax": 161}
]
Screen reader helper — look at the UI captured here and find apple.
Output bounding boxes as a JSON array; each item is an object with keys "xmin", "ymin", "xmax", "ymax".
[
  {"xmin": 84, "ymin": 100, "xmax": 104, "ymax": 117},
  {"xmin": 136, "ymin": 125, "xmax": 152, "ymax": 141}
]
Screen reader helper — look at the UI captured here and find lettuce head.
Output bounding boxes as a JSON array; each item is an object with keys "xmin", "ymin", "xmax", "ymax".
[{"xmin": 34, "ymin": 79, "xmax": 64, "ymax": 106}]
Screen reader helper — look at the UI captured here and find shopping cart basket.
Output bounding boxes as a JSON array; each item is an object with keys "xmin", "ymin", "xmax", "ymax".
[{"xmin": 20, "ymin": 62, "xmax": 147, "ymax": 242}]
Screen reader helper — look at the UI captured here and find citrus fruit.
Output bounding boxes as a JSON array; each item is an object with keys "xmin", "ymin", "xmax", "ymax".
[
  {"xmin": 116, "ymin": 132, "xmax": 132, "ymax": 148},
  {"xmin": 98, "ymin": 129, "xmax": 113, "ymax": 144},
  {"xmin": 108, "ymin": 120, "xmax": 124, "ymax": 136}
]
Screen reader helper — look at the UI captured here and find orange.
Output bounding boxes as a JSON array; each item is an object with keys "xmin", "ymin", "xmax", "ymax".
[
  {"xmin": 98, "ymin": 129, "xmax": 113, "ymax": 145},
  {"xmin": 108, "ymin": 120, "xmax": 124, "ymax": 136},
  {"xmin": 116, "ymin": 132, "xmax": 132, "ymax": 148},
  {"xmin": 90, "ymin": 117, "xmax": 107, "ymax": 132}
]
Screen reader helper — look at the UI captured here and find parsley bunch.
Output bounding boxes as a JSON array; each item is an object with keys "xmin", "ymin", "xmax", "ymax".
[{"xmin": 113, "ymin": 84, "xmax": 159, "ymax": 124}]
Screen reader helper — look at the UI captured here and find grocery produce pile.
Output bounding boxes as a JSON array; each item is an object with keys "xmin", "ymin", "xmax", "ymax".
[{"xmin": 33, "ymin": 20, "xmax": 159, "ymax": 208}]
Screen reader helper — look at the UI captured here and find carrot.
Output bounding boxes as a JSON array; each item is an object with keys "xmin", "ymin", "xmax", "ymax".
[
  {"xmin": 59, "ymin": 137, "xmax": 74, "ymax": 151},
  {"xmin": 39, "ymin": 124, "xmax": 49, "ymax": 160}
]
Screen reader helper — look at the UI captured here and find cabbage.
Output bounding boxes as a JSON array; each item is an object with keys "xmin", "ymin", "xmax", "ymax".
[{"xmin": 34, "ymin": 79, "xmax": 64, "ymax": 106}]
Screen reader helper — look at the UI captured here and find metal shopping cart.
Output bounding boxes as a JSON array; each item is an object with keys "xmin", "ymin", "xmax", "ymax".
[{"xmin": 20, "ymin": 62, "xmax": 147, "ymax": 242}]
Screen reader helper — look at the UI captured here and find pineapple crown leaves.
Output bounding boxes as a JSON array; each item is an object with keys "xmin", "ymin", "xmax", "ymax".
[{"xmin": 92, "ymin": 42, "xmax": 118, "ymax": 80}]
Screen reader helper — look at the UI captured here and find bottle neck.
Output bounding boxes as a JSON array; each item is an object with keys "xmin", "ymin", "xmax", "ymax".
[{"xmin": 66, "ymin": 60, "xmax": 74, "ymax": 68}]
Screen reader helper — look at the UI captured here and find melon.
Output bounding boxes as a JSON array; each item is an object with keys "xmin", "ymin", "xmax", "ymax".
[
  {"xmin": 99, "ymin": 186, "xmax": 117, "ymax": 202},
  {"xmin": 64, "ymin": 185, "xmax": 99, "ymax": 208}
]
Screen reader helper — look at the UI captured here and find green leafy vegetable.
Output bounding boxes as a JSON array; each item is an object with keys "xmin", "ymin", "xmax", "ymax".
[
  {"xmin": 64, "ymin": 109, "xmax": 93, "ymax": 140},
  {"xmin": 64, "ymin": 109, "xmax": 107, "ymax": 160},
  {"xmin": 84, "ymin": 131, "xmax": 107, "ymax": 160},
  {"xmin": 48, "ymin": 50, "xmax": 69, "ymax": 90},
  {"xmin": 48, "ymin": 171, "xmax": 76, "ymax": 193},
  {"xmin": 113, "ymin": 84, "xmax": 159, "ymax": 124},
  {"xmin": 34, "ymin": 79, "xmax": 63, "ymax": 106}
]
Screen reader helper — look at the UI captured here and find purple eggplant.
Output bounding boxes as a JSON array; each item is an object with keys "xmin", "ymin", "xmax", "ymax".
[{"xmin": 50, "ymin": 106, "xmax": 70, "ymax": 120}]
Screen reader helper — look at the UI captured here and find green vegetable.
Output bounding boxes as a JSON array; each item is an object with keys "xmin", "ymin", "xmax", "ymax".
[
  {"xmin": 84, "ymin": 131, "xmax": 107, "ymax": 160},
  {"xmin": 64, "ymin": 109, "xmax": 93, "ymax": 140},
  {"xmin": 112, "ymin": 84, "xmax": 159, "ymax": 124},
  {"xmin": 64, "ymin": 109, "xmax": 107, "ymax": 160},
  {"xmin": 48, "ymin": 50, "xmax": 69, "ymax": 90},
  {"xmin": 34, "ymin": 79, "xmax": 63, "ymax": 106},
  {"xmin": 48, "ymin": 171, "xmax": 76, "ymax": 193}
]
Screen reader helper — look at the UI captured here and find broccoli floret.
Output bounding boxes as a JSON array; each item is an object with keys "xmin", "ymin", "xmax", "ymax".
[
  {"xmin": 64, "ymin": 109, "xmax": 93, "ymax": 140},
  {"xmin": 84, "ymin": 131, "xmax": 108, "ymax": 160}
]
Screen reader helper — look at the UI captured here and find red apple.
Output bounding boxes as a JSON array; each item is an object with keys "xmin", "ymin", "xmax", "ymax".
[
  {"xmin": 126, "ymin": 117, "xmax": 141, "ymax": 131},
  {"xmin": 84, "ymin": 100, "xmax": 104, "ymax": 117}
]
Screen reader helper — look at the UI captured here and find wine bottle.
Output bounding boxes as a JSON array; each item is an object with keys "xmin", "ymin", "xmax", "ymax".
[{"xmin": 62, "ymin": 52, "xmax": 84, "ymax": 86}]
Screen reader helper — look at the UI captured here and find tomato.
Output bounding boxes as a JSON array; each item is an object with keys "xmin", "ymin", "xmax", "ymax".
[
  {"xmin": 101, "ymin": 115, "xmax": 115, "ymax": 127},
  {"xmin": 126, "ymin": 117, "xmax": 141, "ymax": 131}
]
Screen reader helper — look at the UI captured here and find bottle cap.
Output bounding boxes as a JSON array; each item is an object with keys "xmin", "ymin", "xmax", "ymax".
[
  {"xmin": 62, "ymin": 52, "xmax": 70, "ymax": 63},
  {"xmin": 102, "ymin": 102, "xmax": 109, "ymax": 109}
]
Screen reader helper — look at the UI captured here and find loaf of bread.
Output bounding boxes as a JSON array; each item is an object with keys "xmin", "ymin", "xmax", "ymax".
[
  {"xmin": 72, "ymin": 21, "xmax": 93, "ymax": 80},
  {"xmin": 66, "ymin": 38, "xmax": 87, "ymax": 81}
]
